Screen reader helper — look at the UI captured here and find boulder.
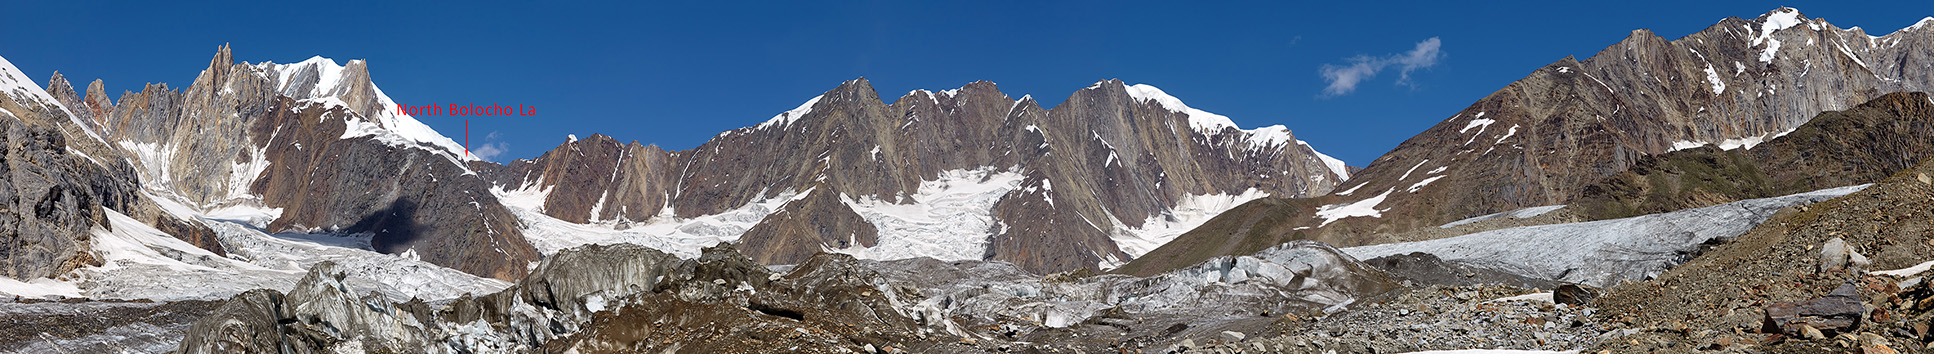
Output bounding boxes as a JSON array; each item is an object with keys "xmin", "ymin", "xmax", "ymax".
[
  {"xmin": 1762, "ymin": 282, "xmax": 1866, "ymax": 336},
  {"xmin": 1553, "ymin": 283, "xmax": 1601, "ymax": 306}
]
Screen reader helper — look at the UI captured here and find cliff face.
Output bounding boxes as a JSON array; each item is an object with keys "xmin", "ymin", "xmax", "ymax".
[
  {"xmin": 1125, "ymin": 9, "xmax": 1934, "ymax": 275},
  {"xmin": 492, "ymin": 79, "xmax": 1346, "ymax": 273}
]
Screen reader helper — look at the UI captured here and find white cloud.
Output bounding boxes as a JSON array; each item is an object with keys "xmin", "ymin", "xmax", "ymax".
[
  {"xmin": 471, "ymin": 141, "xmax": 509, "ymax": 162},
  {"xmin": 1320, "ymin": 37, "xmax": 1444, "ymax": 96}
]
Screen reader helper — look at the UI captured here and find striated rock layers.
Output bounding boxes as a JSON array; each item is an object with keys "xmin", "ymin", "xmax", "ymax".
[{"xmin": 485, "ymin": 79, "xmax": 1346, "ymax": 274}]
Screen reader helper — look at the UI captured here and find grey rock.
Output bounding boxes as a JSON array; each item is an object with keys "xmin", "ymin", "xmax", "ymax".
[
  {"xmin": 176, "ymin": 262, "xmax": 434, "ymax": 354},
  {"xmin": 1220, "ymin": 330, "xmax": 1245, "ymax": 342},
  {"xmin": 0, "ymin": 113, "xmax": 106, "ymax": 280}
]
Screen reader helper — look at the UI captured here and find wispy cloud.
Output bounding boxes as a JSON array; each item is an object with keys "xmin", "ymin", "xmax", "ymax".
[
  {"xmin": 472, "ymin": 141, "xmax": 509, "ymax": 161},
  {"xmin": 1320, "ymin": 37, "xmax": 1444, "ymax": 97}
]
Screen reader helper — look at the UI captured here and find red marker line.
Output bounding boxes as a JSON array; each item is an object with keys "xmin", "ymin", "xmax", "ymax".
[{"xmin": 465, "ymin": 119, "xmax": 471, "ymax": 157}]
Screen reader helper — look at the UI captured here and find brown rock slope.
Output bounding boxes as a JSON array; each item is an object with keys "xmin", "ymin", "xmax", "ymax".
[
  {"xmin": 1123, "ymin": 9, "xmax": 1934, "ymax": 275},
  {"xmin": 1573, "ymin": 91, "xmax": 1934, "ymax": 220},
  {"xmin": 1587, "ymin": 157, "xmax": 1934, "ymax": 353}
]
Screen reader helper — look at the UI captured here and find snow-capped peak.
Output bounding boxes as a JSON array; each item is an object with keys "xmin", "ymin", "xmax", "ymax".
[
  {"xmin": 1747, "ymin": 8, "xmax": 1809, "ymax": 63},
  {"xmin": 755, "ymin": 95, "xmax": 823, "ymax": 130},
  {"xmin": 255, "ymin": 56, "xmax": 478, "ymax": 163},
  {"xmin": 1121, "ymin": 82, "xmax": 1238, "ymax": 133},
  {"xmin": 1910, "ymin": 17, "xmax": 1934, "ymax": 31},
  {"xmin": 1759, "ymin": 8, "xmax": 1805, "ymax": 33},
  {"xmin": 1119, "ymin": 82, "xmax": 1304, "ymax": 151},
  {"xmin": 1752, "ymin": 8, "xmax": 1805, "ymax": 47}
]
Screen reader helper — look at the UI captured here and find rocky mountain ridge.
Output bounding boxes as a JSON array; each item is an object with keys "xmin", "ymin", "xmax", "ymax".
[{"xmin": 483, "ymin": 78, "xmax": 1348, "ymax": 274}]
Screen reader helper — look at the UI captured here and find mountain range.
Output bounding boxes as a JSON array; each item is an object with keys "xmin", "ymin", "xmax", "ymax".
[{"xmin": 2, "ymin": 7, "xmax": 1933, "ymax": 354}]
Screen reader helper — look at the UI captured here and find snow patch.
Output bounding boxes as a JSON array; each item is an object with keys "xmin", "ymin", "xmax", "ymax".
[
  {"xmin": 1871, "ymin": 260, "xmax": 1934, "ymax": 277},
  {"xmin": 833, "ymin": 167, "xmax": 1025, "ymax": 262},
  {"xmin": 1753, "ymin": 8, "xmax": 1800, "ymax": 64},
  {"xmin": 1407, "ymin": 175, "xmax": 1446, "ymax": 193},
  {"xmin": 1398, "ymin": 159, "xmax": 1430, "ymax": 181},
  {"xmin": 510, "ymin": 187, "xmax": 814, "ymax": 259},
  {"xmin": 1493, "ymin": 125, "xmax": 1519, "ymax": 145},
  {"xmin": 1703, "ymin": 64, "xmax": 1726, "ymax": 95},
  {"xmin": 1111, "ymin": 188, "xmax": 1271, "ymax": 258},
  {"xmin": 1314, "ymin": 188, "xmax": 1392, "ymax": 227}
]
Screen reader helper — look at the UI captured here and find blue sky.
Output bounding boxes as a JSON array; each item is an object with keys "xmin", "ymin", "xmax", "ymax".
[{"xmin": 6, "ymin": 1, "xmax": 1932, "ymax": 166}]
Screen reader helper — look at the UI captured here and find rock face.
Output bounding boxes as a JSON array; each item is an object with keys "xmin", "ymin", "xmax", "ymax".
[
  {"xmin": 1574, "ymin": 92, "xmax": 1934, "ymax": 219},
  {"xmin": 0, "ymin": 114, "xmax": 106, "ymax": 280},
  {"xmin": 246, "ymin": 97, "xmax": 535, "ymax": 280},
  {"xmin": 491, "ymin": 79, "xmax": 1347, "ymax": 274},
  {"xmin": 737, "ymin": 186, "xmax": 879, "ymax": 264},
  {"xmin": 1133, "ymin": 9, "xmax": 1934, "ymax": 276}
]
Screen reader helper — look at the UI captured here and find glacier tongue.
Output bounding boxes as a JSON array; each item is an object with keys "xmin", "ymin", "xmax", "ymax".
[
  {"xmin": 1343, "ymin": 184, "xmax": 1868, "ymax": 288},
  {"xmin": 834, "ymin": 167, "xmax": 1024, "ymax": 262},
  {"xmin": 0, "ymin": 206, "xmax": 510, "ymax": 303}
]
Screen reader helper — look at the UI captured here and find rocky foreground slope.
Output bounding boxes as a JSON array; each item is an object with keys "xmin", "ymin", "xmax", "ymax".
[
  {"xmin": 169, "ymin": 240, "xmax": 1399, "ymax": 353},
  {"xmin": 1583, "ymin": 157, "xmax": 1934, "ymax": 353}
]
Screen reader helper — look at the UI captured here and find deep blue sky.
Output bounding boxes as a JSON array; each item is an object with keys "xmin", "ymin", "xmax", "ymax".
[{"xmin": 6, "ymin": 1, "xmax": 1931, "ymax": 165}]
